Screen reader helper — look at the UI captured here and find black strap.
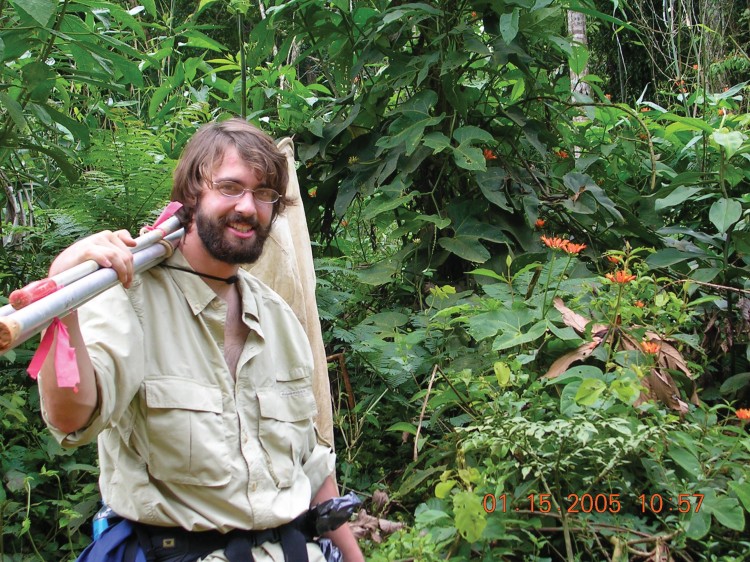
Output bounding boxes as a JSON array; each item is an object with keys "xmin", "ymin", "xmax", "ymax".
[
  {"xmin": 131, "ymin": 518, "xmax": 311, "ymax": 562},
  {"xmin": 160, "ymin": 264, "xmax": 239, "ymax": 285},
  {"xmin": 223, "ymin": 535, "xmax": 254, "ymax": 562},
  {"xmin": 278, "ymin": 525, "xmax": 308, "ymax": 562}
]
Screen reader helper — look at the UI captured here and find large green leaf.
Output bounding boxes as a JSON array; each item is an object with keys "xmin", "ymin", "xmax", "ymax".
[
  {"xmin": 574, "ymin": 378, "xmax": 606, "ymax": 406},
  {"xmin": 568, "ymin": 44, "xmax": 589, "ymax": 75},
  {"xmin": 476, "ymin": 168, "xmax": 511, "ymax": 210},
  {"xmin": 646, "ymin": 248, "xmax": 711, "ymax": 268},
  {"xmin": 709, "ymin": 198, "xmax": 742, "ymax": 234},
  {"xmin": 0, "ymin": 92, "xmax": 28, "ymax": 130},
  {"xmin": 438, "ymin": 236, "xmax": 490, "ymax": 263},
  {"xmin": 499, "ymin": 9, "xmax": 519, "ymax": 43},
  {"xmin": 704, "ymin": 493, "xmax": 745, "ymax": 531},
  {"xmin": 668, "ymin": 446, "xmax": 702, "ymax": 478},
  {"xmin": 377, "ymin": 91, "xmax": 444, "ymax": 154},
  {"xmin": 712, "ymin": 130, "xmax": 745, "ymax": 160},
  {"xmin": 493, "ymin": 319, "xmax": 546, "ymax": 351},
  {"xmin": 654, "ymin": 186, "xmax": 704, "ymax": 211},
  {"xmin": 728, "ymin": 481, "xmax": 750, "ymax": 512},
  {"xmin": 361, "ymin": 192, "xmax": 416, "ymax": 221},
  {"xmin": 10, "ymin": 0, "xmax": 56, "ymax": 26},
  {"xmin": 453, "ymin": 491, "xmax": 487, "ymax": 543},
  {"xmin": 452, "ymin": 144, "xmax": 486, "ymax": 171},
  {"xmin": 453, "ymin": 126, "xmax": 494, "ymax": 145}
]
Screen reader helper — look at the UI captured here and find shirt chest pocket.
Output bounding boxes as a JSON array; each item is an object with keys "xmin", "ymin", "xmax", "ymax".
[
  {"xmin": 143, "ymin": 378, "xmax": 230, "ymax": 487},
  {"xmin": 257, "ymin": 386, "xmax": 317, "ymax": 489}
]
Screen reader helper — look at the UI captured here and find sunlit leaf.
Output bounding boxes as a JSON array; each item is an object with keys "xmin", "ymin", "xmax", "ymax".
[
  {"xmin": 708, "ymin": 198, "xmax": 741, "ymax": 234},
  {"xmin": 574, "ymin": 378, "xmax": 605, "ymax": 406}
]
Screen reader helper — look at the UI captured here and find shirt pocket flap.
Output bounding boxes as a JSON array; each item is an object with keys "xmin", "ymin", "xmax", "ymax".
[
  {"xmin": 145, "ymin": 377, "xmax": 222, "ymax": 413},
  {"xmin": 274, "ymin": 366, "xmax": 310, "ymax": 382},
  {"xmin": 257, "ymin": 387, "xmax": 317, "ymax": 422}
]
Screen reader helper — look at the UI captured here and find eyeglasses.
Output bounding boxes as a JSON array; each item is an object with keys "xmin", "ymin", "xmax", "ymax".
[{"xmin": 211, "ymin": 181, "xmax": 280, "ymax": 204}]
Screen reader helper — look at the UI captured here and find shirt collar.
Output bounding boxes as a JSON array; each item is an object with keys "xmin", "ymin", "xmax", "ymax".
[{"xmin": 163, "ymin": 250, "xmax": 260, "ymax": 325}]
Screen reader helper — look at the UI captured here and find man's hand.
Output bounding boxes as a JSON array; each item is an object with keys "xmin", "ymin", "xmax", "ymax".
[{"xmin": 49, "ymin": 229, "xmax": 137, "ymax": 287}]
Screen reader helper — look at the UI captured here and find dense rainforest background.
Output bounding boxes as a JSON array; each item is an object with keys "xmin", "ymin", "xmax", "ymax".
[{"xmin": 1, "ymin": 0, "xmax": 750, "ymax": 560}]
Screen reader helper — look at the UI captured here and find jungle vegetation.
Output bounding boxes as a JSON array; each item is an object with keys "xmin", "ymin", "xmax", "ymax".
[{"xmin": 1, "ymin": 0, "xmax": 749, "ymax": 560}]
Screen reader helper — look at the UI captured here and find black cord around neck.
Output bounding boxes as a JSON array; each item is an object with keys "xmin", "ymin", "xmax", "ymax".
[{"xmin": 161, "ymin": 264, "xmax": 239, "ymax": 284}]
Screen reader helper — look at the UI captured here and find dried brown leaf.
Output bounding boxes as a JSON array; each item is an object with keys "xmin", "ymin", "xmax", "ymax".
[
  {"xmin": 643, "ymin": 368, "xmax": 689, "ymax": 414},
  {"xmin": 349, "ymin": 509, "xmax": 404, "ymax": 543},
  {"xmin": 542, "ymin": 340, "xmax": 601, "ymax": 379},
  {"xmin": 552, "ymin": 297, "xmax": 607, "ymax": 335}
]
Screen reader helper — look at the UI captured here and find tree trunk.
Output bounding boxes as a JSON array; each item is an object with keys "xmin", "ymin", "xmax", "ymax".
[{"xmin": 567, "ymin": 10, "xmax": 591, "ymax": 97}]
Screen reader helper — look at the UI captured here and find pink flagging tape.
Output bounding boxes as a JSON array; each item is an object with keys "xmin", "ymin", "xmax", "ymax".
[
  {"xmin": 144, "ymin": 201, "xmax": 183, "ymax": 231},
  {"xmin": 27, "ymin": 318, "xmax": 79, "ymax": 393}
]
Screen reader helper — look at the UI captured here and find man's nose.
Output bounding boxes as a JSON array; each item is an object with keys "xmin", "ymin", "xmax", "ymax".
[{"xmin": 233, "ymin": 190, "xmax": 258, "ymax": 214}]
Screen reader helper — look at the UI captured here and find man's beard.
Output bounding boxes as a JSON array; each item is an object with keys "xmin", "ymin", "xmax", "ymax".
[{"xmin": 194, "ymin": 207, "xmax": 271, "ymax": 265}]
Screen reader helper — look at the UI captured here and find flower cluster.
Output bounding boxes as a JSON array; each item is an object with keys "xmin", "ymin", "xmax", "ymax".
[
  {"xmin": 606, "ymin": 270, "xmax": 637, "ymax": 284},
  {"xmin": 483, "ymin": 148, "xmax": 498, "ymax": 161},
  {"xmin": 641, "ymin": 341, "xmax": 660, "ymax": 355},
  {"xmin": 540, "ymin": 236, "xmax": 587, "ymax": 255},
  {"xmin": 737, "ymin": 408, "xmax": 750, "ymax": 421}
]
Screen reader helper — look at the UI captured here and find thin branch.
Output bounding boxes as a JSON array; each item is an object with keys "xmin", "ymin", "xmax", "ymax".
[{"xmin": 414, "ymin": 364, "xmax": 439, "ymax": 462}]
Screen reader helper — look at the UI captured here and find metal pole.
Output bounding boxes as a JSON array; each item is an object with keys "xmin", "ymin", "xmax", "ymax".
[
  {"xmin": 0, "ymin": 231, "xmax": 182, "ymax": 354},
  {"xmin": 1, "ymin": 216, "xmax": 183, "ymax": 316}
]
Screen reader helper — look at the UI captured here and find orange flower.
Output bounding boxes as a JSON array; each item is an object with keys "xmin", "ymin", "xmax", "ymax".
[
  {"xmin": 719, "ymin": 108, "xmax": 728, "ymax": 116},
  {"xmin": 554, "ymin": 150, "xmax": 569, "ymax": 159},
  {"xmin": 641, "ymin": 341, "xmax": 660, "ymax": 354},
  {"xmin": 634, "ymin": 300, "xmax": 645, "ymax": 308},
  {"xmin": 541, "ymin": 235, "xmax": 568, "ymax": 251},
  {"xmin": 483, "ymin": 148, "xmax": 498, "ymax": 161},
  {"xmin": 541, "ymin": 236, "xmax": 585, "ymax": 255},
  {"xmin": 471, "ymin": 11, "xmax": 477, "ymax": 18},
  {"xmin": 563, "ymin": 242, "xmax": 586, "ymax": 255},
  {"xmin": 606, "ymin": 270, "xmax": 637, "ymax": 284},
  {"xmin": 605, "ymin": 94, "xmax": 612, "ymax": 100},
  {"xmin": 606, "ymin": 255, "xmax": 621, "ymax": 264},
  {"xmin": 535, "ymin": 219, "xmax": 546, "ymax": 228},
  {"xmin": 340, "ymin": 219, "xmax": 348, "ymax": 227},
  {"xmin": 309, "ymin": 188, "xmax": 318, "ymax": 198},
  {"xmin": 640, "ymin": 107, "xmax": 650, "ymax": 112},
  {"xmin": 737, "ymin": 408, "xmax": 750, "ymax": 420},
  {"xmin": 692, "ymin": 64, "xmax": 699, "ymax": 70}
]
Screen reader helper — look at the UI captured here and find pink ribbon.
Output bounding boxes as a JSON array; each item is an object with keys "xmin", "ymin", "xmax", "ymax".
[
  {"xmin": 143, "ymin": 201, "xmax": 183, "ymax": 233},
  {"xmin": 27, "ymin": 318, "xmax": 79, "ymax": 392}
]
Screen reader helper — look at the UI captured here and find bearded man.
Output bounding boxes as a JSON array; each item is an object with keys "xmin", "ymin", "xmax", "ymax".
[{"xmin": 37, "ymin": 119, "xmax": 364, "ymax": 562}]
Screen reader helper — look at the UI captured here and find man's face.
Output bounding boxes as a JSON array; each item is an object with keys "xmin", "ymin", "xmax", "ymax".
[{"xmin": 193, "ymin": 146, "xmax": 275, "ymax": 265}]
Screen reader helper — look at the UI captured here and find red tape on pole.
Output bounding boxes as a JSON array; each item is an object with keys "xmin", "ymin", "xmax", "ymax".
[{"xmin": 9, "ymin": 278, "xmax": 59, "ymax": 310}]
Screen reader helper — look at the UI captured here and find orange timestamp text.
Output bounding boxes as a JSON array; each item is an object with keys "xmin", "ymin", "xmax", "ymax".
[{"xmin": 482, "ymin": 493, "xmax": 704, "ymax": 514}]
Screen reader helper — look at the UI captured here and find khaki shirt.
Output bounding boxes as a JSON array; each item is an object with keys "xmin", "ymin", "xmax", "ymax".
[{"xmin": 43, "ymin": 250, "xmax": 335, "ymax": 533}]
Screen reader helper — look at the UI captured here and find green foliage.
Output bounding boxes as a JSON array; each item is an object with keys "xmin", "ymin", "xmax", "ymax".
[
  {"xmin": 1, "ymin": 0, "xmax": 749, "ymax": 559},
  {"xmin": 348, "ymin": 248, "xmax": 750, "ymax": 559},
  {"xmin": 0, "ymin": 365, "xmax": 99, "ymax": 560}
]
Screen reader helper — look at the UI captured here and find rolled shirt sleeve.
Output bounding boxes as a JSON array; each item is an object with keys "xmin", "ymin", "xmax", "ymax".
[{"xmin": 41, "ymin": 283, "xmax": 146, "ymax": 447}]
